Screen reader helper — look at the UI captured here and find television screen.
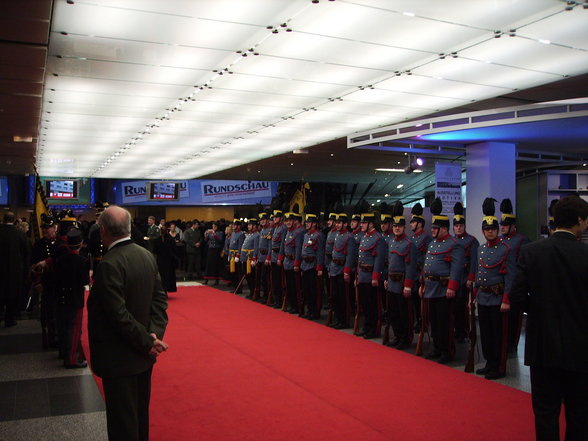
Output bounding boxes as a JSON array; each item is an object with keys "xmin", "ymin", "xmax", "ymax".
[
  {"xmin": 46, "ymin": 179, "xmax": 78, "ymax": 199},
  {"xmin": 148, "ymin": 182, "xmax": 179, "ymax": 200}
]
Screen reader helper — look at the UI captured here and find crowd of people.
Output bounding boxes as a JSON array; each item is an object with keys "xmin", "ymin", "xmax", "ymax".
[{"xmin": 1, "ymin": 195, "xmax": 587, "ymax": 440}]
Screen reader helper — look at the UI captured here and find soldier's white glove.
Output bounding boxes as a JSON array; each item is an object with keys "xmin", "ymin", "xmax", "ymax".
[{"xmin": 234, "ymin": 257, "xmax": 240, "ymax": 263}]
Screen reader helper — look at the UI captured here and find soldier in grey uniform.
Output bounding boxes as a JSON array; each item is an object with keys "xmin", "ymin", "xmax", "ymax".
[
  {"xmin": 256, "ymin": 212, "xmax": 272, "ymax": 303},
  {"xmin": 421, "ymin": 198, "xmax": 464, "ymax": 363},
  {"xmin": 499, "ymin": 198, "xmax": 530, "ymax": 353},
  {"xmin": 323, "ymin": 212, "xmax": 338, "ymax": 313},
  {"xmin": 278, "ymin": 211, "xmax": 304, "ymax": 314},
  {"xmin": 240, "ymin": 217, "xmax": 260, "ymax": 298},
  {"xmin": 356, "ymin": 212, "xmax": 386, "ymax": 339},
  {"xmin": 269, "ymin": 210, "xmax": 287, "ymax": 308},
  {"xmin": 452, "ymin": 202, "xmax": 479, "ymax": 343},
  {"xmin": 300, "ymin": 213, "xmax": 325, "ymax": 319},
  {"xmin": 385, "ymin": 201, "xmax": 417, "ymax": 349},
  {"xmin": 474, "ymin": 198, "xmax": 516, "ymax": 380},
  {"xmin": 409, "ymin": 203, "xmax": 432, "ymax": 334},
  {"xmin": 228, "ymin": 219, "xmax": 245, "ymax": 294},
  {"xmin": 328, "ymin": 213, "xmax": 356, "ymax": 329}
]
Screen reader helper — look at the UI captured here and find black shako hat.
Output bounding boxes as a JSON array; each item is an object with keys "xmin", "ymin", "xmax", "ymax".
[
  {"xmin": 431, "ymin": 198, "xmax": 449, "ymax": 228},
  {"xmin": 453, "ymin": 202, "xmax": 465, "ymax": 225},
  {"xmin": 482, "ymin": 198, "xmax": 499, "ymax": 230}
]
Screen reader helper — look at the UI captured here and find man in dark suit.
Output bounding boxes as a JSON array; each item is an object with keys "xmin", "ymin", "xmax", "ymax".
[
  {"xmin": 0, "ymin": 212, "xmax": 30, "ymax": 327},
  {"xmin": 510, "ymin": 195, "xmax": 588, "ymax": 441},
  {"xmin": 88, "ymin": 205, "xmax": 169, "ymax": 441}
]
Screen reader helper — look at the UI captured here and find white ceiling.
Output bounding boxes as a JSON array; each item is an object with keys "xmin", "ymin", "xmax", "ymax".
[{"xmin": 37, "ymin": 0, "xmax": 588, "ymax": 179}]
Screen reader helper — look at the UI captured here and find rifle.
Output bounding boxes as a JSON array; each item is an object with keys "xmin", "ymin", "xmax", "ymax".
[
  {"xmin": 353, "ymin": 281, "xmax": 360, "ymax": 335},
  {"xmin": 266, "ymin": 264, "xmax": 273, "ymax": 306},
  {"xmin": 415, "ymin": 282, "xmax": 427, "ymax": 355},
  {"xmin": 252, "ymin": 263, "xmax": 261, "ymax": 301},
  {"xmin": 464, "ymin": 286, "xmax": 477, "ymax": 372},
  {"xmin": 382, "ymin": 290, "xmax": 390, "ymax": 346},
  {"xmin": 233, "ymin": 271, "xmax": 248, "ymax": 295}
]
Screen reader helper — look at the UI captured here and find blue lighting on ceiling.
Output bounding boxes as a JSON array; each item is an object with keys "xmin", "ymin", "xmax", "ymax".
[{"xmin": 418, "ymin": 117, "xmax": 588, "ymax": 144}]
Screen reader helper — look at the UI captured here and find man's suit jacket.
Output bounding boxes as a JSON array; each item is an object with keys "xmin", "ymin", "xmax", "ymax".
[
  {"xmin": 0, "ymin": 224, "xmax": 30, "ymax": 299},
  {"xmin": 510, "ymin": 231, "xmax": 588, "ymax": 373},
  {"xmin": 88, "ymin": 239, "xmax": 168, "ymax": 378}
]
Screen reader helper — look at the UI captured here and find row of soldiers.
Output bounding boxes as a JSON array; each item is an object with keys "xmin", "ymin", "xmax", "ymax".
[{"xmin": 224, "ymin": 196, "xmax": 528, "ymax": 380}]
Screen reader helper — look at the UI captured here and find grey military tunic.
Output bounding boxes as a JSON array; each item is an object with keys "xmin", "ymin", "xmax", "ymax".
[
  {"xmin": 357, "ymin": 230, "xmax": 386, "ymax": 284},
  {"xmin": 300, "ymin": 228, "xmax": 325, "ymax": 272},
  {"xmin": 474, "ymin": 238, "xmax": 516, "ymax": 306},
  {"xmin": 386, "ymin": 234, "xmax": 418, "ymax": 293},
  {"xmin": 422, "ymin": 234, "xmax": 464, "ymax": 298},
  {"xmin": 328, "ymin": 230, "xmax": 356, "ymax": 277}
]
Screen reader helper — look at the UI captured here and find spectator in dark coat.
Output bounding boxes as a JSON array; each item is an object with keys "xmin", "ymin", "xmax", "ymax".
[
  {"xmin": 0, "ymin": 212, "xmax": 30, "ymax": 326},
  {"xmin": 510, "ymin": 195, "xmax": 588, "ymax": 441}
]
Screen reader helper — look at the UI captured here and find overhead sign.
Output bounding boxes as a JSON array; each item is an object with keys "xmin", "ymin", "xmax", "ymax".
[
  {"xmin": 200, "ymin": 180, "xmax": 272, "ymax": 202},
  {"xmin": 435, "ymin": 163, "xmax": 462, "ymax": 216},
  {"xmin": 121, "ymin": 180, "xmax": 189, "ymax": 204}
]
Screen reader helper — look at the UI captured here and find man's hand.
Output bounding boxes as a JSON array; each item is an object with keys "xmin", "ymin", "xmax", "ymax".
[
  {"xmin": 403, "ymin": 287, "xmax": 412, "ymax": 298},
  {"xmin": 466, "ymin": 280, "xmax": 474, "ymax": 290},
  {"xmin": 149, "ymin": 333, "xmax": 168, "ymax": 357},
  {"xmin": 446, "ymin": 288, "xmax": 456, "ymax": 299},
  {"xmin": 234, "ymin": 257, "xmax": 240, "ymax": 263},
  {"xmin": 317, "ymin": 270, "xmax": 322, "ymax": 277},
  {"xmin": 294, "ymin": 266, "xmax": 300, "ymax": 272},
  {"xmin": 500, "ymin": 302, "xmax": 510, "ymax": 312},
  {"xmin": 251, "ymin": 260, "xmax": 257, "ymax": 267},
  {"xmin": 343, "ymin": 273, "xmax": 350, "ymax": 283},
  {"xmin": 371, "ymin": 279, "xmax": 378, "ymax": 287}
]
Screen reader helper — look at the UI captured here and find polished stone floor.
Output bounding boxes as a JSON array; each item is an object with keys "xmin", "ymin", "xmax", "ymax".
[{"xmin": 0, "ymin": 280, "xmax": 530, "ymax": 440}]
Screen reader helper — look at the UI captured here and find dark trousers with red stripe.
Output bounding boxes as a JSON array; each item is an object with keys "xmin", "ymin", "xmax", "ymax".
[
  {"xmin": 358, "ymin": 283, "xmax": 378, "ymax": 336},
  {"xmin": 57, "ymin": 300, "xmax": 85, "ymax": 365},
  {"xmin": 478, "ymin": 303, "xmax": 503, "ymax": 373},
  {"xmin": 429, "ymin": 297, "xmax": 454, "ymax": 358},
  {"xmin": 302, "ymin": 268, "xmax": 318, "ymax": 318},
  {"xmin": 390, "ymin": 291, "xmax": 414, "ymax": 345},
  {"xmin": 330, "ymin": 274, "xmax": 349, "ymax": 326},
  {"xmin": 103, "ymin": 367, "xmax": 153, "ymax": 441},
  {"xmin": 271, "ymin": 263, "xmax": 283, "ymax": 308}
]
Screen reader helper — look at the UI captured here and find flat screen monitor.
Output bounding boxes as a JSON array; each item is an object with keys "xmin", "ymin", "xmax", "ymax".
[
  {"xmin": 148, "ymin": 182, "xmax": 179, "ymax": 200},
  {"xmin": 46, "ymin": 179, "xmax": 78, "ymax": 199}
]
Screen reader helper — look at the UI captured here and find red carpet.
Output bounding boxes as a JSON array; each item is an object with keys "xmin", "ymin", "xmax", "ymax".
[{"xmin": 85, "ymin": 285, "xmax": 536, "ymax": 440}]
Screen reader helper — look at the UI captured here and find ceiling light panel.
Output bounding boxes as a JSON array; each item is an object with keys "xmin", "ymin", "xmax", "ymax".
[
  {"xmin": 39, "ymin": 0, "xmax": 588, "ymax": 178},
  {"xmin": 347, "ymin": 0, "xmax": 559, "ymax": 30},
  {"xmin": 259, "ymin": 32, "xmax": 427, "ymax": 72},
  {"xmin": 518, "ymin": 7, "xmax": 588, "ymax": 51},
  {"xmin": 50, "ymin": 34, "xmax": 234, "ymax": 70},
  {"xmin": 344, "ymin": 88, "xmax": 469, "ymax": 110},
  {"xmin": 459, "ymin": 37, "xmax": 588, "ymax": 77},
  {"xmin": 412, "ymin": 58, "xmax": 560, "ymax": 90},
  {"xmin": 376, "ymin": 75, "xmax": 512, "ymax": 99},
  {"xmin": 210, "ymin": 73, "xmax": 346, "ymax": 102},
  {"xmin": 52, "ymin": 2, "xmax": 269, "ymax": 51},
  {"xmin": 291, "ymin": 1, "xmax": 485, "ymax": 53}
]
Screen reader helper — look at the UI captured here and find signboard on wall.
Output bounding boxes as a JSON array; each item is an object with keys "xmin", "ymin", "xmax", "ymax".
[
  {"xmin": 117, "ymin": 179, "xmax": 276, "ymax": 206},
  {"xmin": 200, "ymin": 180, "xmax": 272, "ymax": 203},
  {"xmin": 435, "ymin": 163, "xmax": 462, "ymax": 216},
  {"xmin": 121, "ymin": 181, "xmax": 189, "ymax": 204}
]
